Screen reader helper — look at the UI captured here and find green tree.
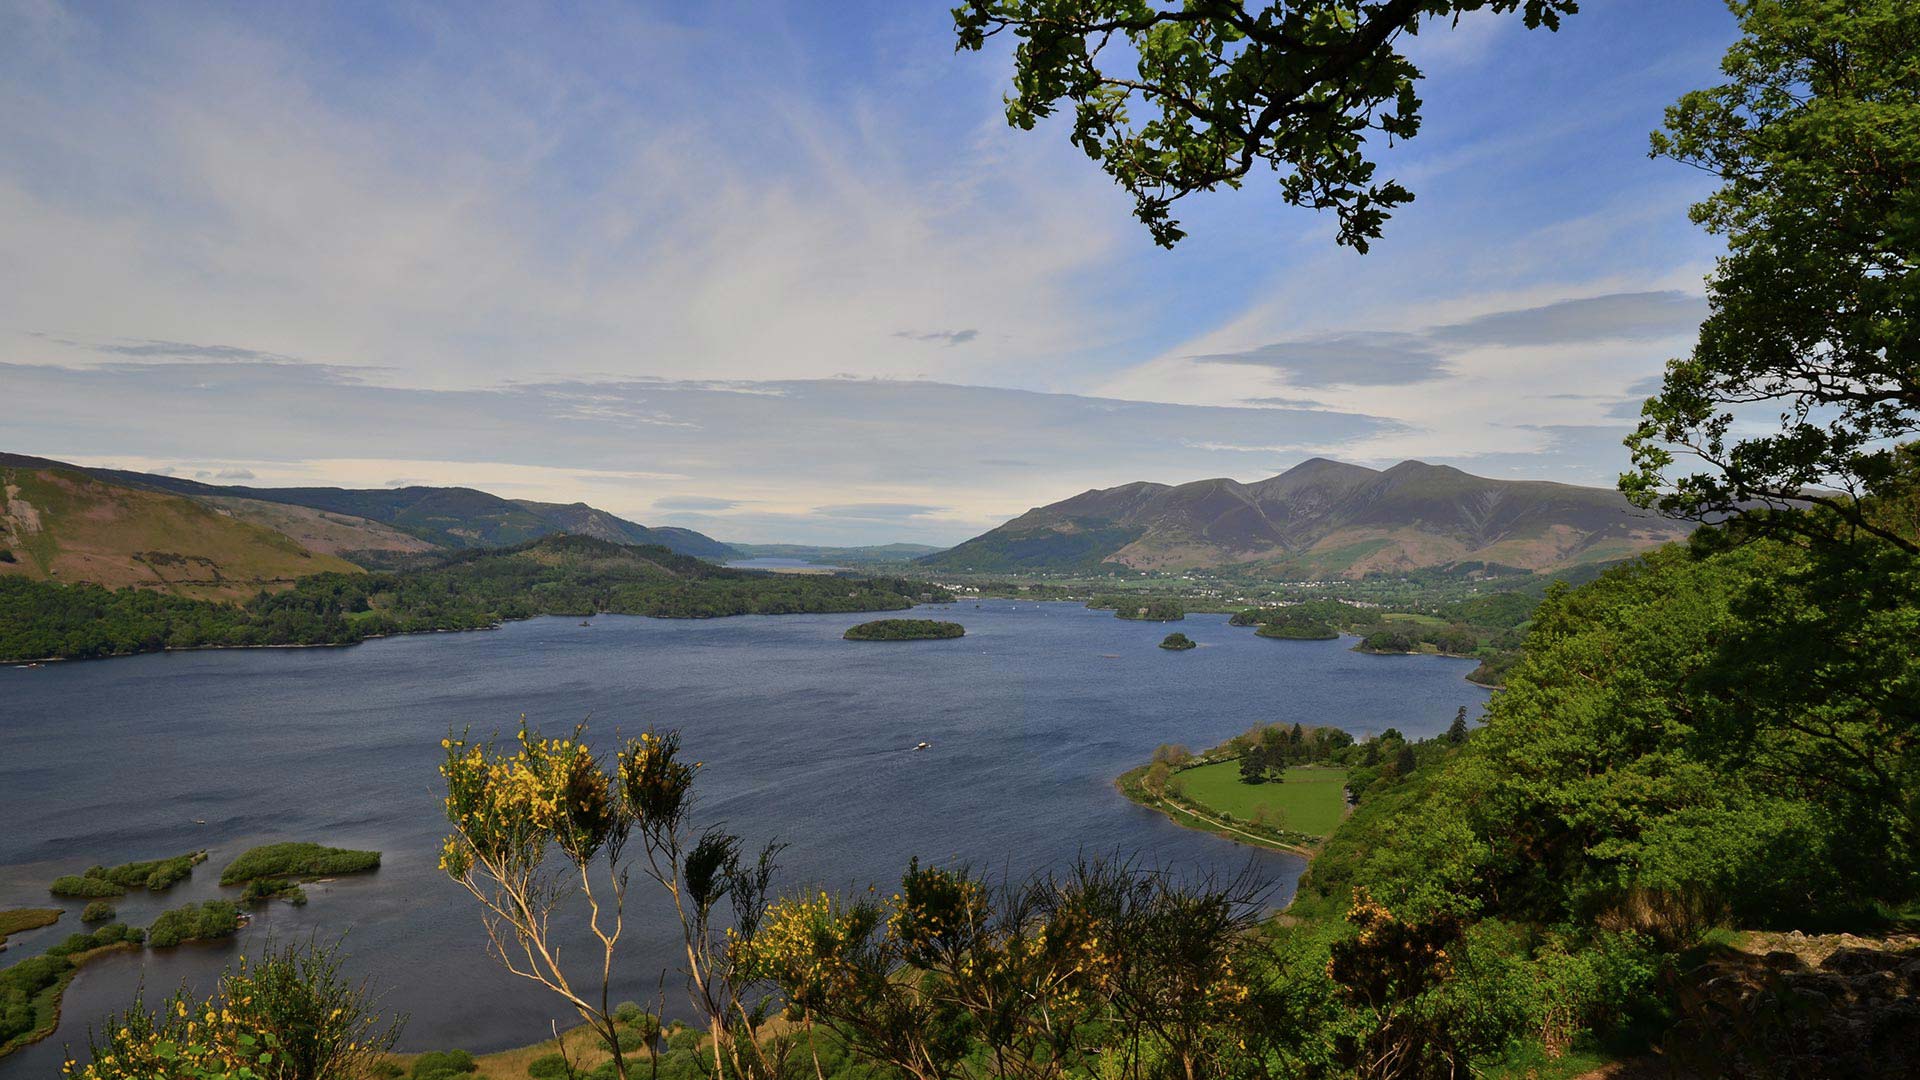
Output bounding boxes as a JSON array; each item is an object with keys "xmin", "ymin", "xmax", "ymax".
[
  {"xmin": 954, "ymin": 0, "xmax": 1577, "ymax": 249},
  {"xmin": 1623, "ymin": 0, "xmax": 1920, "ymax": 553},
  {"xmin": 1446, "ymin": 706, "xmax": 1469, "ymax": 745},
  {"xmin": 1392, "ymin": 743, "xmax": 1418, "ymax": 779}
]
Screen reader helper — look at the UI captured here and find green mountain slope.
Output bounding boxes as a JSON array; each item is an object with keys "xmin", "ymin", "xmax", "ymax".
[
  {"xmin": 0, "ymin": 454, "xmax": 362, "ymax": 600},
  {"xmin": 82, "ymin": 466, "xmax": 737, "ymax": 559},
  {"xmin": 920, "ymin": 458, "xmax": 1693, "ymax": 577}
]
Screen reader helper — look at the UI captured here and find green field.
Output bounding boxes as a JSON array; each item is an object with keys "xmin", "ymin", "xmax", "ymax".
[{"xmin": 1174, "ymin": 763, "xmax": 1349, "ymax": 838}]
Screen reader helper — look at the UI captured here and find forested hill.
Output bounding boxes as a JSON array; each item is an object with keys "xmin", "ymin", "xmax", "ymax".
[
  {"xmin": 67, "ymin": 458, "xmax": 738, "ymax": 558},
  {"xmin": 921, "ymin": 458, "xmax": 1693, "ymax": 577},
  {"xmin": 0, "ymin": 534, "xmax": 951, "ymax": 662}
]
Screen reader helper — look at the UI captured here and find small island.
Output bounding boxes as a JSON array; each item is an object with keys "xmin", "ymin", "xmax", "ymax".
[
  {"xmin": 220, "ymin": 842, "xmax": 382, "ymax": 885},
  {"xmin": 843, "ymin": 619, "xmax": 966, "ymax": 641},
  {"xmin": 1159, "ymin": 632, "xmax": 1197, "ymax": 650},
  {"xmin": 49, "ymin": 850, "xmax": 208, "ymax": 898}
]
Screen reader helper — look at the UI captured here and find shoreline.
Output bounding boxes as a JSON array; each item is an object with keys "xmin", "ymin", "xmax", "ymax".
[
  {"xmin": 0, "ymin": 940, "xmax": 140, "ymax": 1062},
  {"xmin": 1113, "ymin": 763, "xmax": 1323, "ymax": 859},
  {"xmin": 6, "ymin": 599, "xmax": 932, "ymax": 666}
]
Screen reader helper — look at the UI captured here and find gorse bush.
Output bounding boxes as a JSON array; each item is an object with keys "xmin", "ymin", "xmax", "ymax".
[{"xmin": 63, "ymin": 941, "xmax": 402, "ymax": 1080}]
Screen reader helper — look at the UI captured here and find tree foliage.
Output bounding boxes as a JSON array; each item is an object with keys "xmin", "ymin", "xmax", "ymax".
[
  {"xmin": 954, "ymin": 0, "xmax": 1576, "ymax": 248},
  {"xmin": 0, "ymin": 536, "xmax": 951, "ymax": 662},
  {"xmin": 1624, "ymin": 0, "xmax": 1920, "ymax": 551}
]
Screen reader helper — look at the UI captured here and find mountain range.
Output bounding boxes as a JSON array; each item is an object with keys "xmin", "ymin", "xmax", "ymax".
[
  {"xmin": 1, "ymin": 452, "xmax": 737, "ymax": 599},
  {"xmin": 919, "ymin": 458, "xmax": 1694, "ymax": 578}
]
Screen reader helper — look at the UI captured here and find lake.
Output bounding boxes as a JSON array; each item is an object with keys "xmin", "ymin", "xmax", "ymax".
[{"xmin": 0, "ymin": 601, "xmax": 1488, "ymax": 1074}]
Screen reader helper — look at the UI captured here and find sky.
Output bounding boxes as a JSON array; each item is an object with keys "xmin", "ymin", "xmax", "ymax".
[{"xmin": 0, "ymin": 0, "xmax": 1743, "ymax": 545}]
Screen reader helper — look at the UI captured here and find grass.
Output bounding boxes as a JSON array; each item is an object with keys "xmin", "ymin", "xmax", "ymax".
[
  {"xmin": 219, "ymin": 842, "xmax": 381, "ymax": 885},
  {"xmin": 1, "ymin": 464, "xmax": 360, "ymax": 601},
  {"xmin": 0, "ymin": 908, "xmax": 61, "ymax": 948},
  {"xmin": 1379, "ymin": 612, "xmax": 1449, "ymax": 628},
  {"xmin": 1172, "ymin": 762, "xmax": 1350, "ymax": 838}
]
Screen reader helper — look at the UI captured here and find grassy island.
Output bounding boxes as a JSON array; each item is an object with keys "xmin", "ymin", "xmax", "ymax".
[
  {"xmin": 1159, "ymin": 632, "xmax": 1196, "ymax": 650},
  {"xmin": 0, "ymin": 908, "xmax": 61, "ymax": 949},
  {"xmin": 147, "ymin": 901, "xmax": 240, "ymax": 948},
  {"xmin": 49, "ymin": 850, "xmax": 207, "ymax": 897},
  {"xmin": 843, "ymin": 618, "xmax": 965, "ymax": 641},
  {"xmin": 219, "ymin": 842, "xmax": 381, "ymax": 885}
]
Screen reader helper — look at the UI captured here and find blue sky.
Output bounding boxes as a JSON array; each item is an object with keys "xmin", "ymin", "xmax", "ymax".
[{"xmin": 0, "ymin": 0, "xmax": 1741, "ymax": 544}]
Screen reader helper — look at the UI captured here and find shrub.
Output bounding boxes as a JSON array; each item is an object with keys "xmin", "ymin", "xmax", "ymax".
[
  {"xmin": 50, "ymin": 852, "xmax": 207, "ymax": 898},
  {"xmin": 240, "ymin": 877, "xmax": 306, "ymax": 904},
  {"xmin": 526, "ymin": 1053, "xmax": 575, "ymax": 1079},
  {"xmin": 64, "ymin": 941, "xmax": 402, "ymax": 1080},
  {"xmin": 0, "ymin": 954, "xmax": 71, "ymax": 1043},
  {"xmin": 597, "ymin": 1025, "xmax": 652, "ymax": 1053},
  {"xmin": 49, "ymin": 874, "xmax": 123, "ymax": 899},
  {"xmin": 1361, "ymin": 629, "xmax": 1415, "ymax": 653},
  {"xmin": 412, "ymin": 1049, "xmax": 478, "ymax": 1079},
  {"xmin": 80, "ymin": 901, "xmax": 116, "ymax": 923},
  {"xmin": 146, "ymin": 900, "xmax": 240, "ymax": 948}
]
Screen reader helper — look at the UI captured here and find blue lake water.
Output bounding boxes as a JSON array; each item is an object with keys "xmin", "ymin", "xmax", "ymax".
[{"xmin": 0, "ymin": 601, "xmax": 1488, "ymax": 1074}]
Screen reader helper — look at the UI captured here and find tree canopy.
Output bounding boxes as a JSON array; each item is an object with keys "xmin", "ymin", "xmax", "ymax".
[
  {"xmin": 1624, "ymin": 0, "xmax": 1920, "ymax": 552},
  {"xmin": 954, "ymin": 0, "xmax": 1577, "ymax": 249}
]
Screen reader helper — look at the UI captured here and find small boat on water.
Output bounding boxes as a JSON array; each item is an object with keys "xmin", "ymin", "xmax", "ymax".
[
  {"xmin": 192, "ymin": 818, "xmax": 207, "ymax": 825},
  {"xmin": 912, "ymin": 741, "xmax": 932, "ymax": 751},
  {"xmin": 579, "ymin": 620, "xmax": 592, "ymax": 627}
]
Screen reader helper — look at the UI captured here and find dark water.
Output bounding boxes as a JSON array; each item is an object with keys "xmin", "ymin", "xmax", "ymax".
[{"xmin": 0, "ymin": 602, "xmax": 1488, "ymax": 1075}]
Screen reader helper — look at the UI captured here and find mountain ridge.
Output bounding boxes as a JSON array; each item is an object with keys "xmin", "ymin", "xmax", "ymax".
[
  {"xmin": 1, "ymin": 454, "xmax": 366, "ymax": 600},
  {"xmin": 920, "ymin": 458, "xmax": 1693, "ymax": 577},
  {"xmin": 68, "ymin": 461, "xmax": 737, "ymax": 559}
]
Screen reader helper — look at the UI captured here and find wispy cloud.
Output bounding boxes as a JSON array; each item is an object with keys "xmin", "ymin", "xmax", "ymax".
[
  {"xmin": 812, "ymin": 502, "xmax": 945, "ymax": 520},
  {"xmin": 893, "ymin": 329, "xmax": 979, "ymax": 346},
  {"xmin": 1430, "ymin": 291, "xmax": 1707, "ymax": 348},
  {"xmin": 9, "ymin": 360, "xmax": 1399, "ymax": 544},
  {"xmin": 0, "ymin": 1, "xmax": 1741, "ymax": 537},
  {"xmin": 654, "ymin": 495, "xmax": 744, "ymax": 511},
  {"xmin": 1194, "ymin": 331, "xmax": 1447, "ymax": 387},
  {"xmin": 1192, "ymin": 292, "xmax": 1703, "ymax": 387}
]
